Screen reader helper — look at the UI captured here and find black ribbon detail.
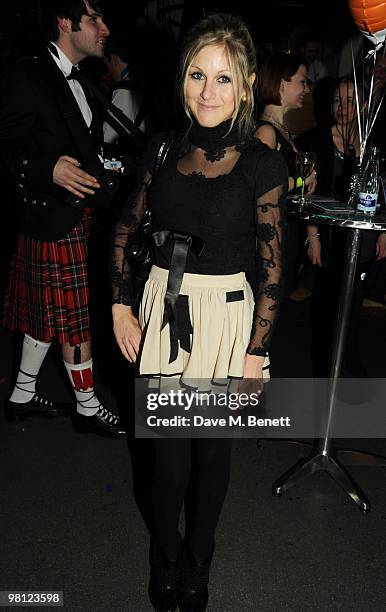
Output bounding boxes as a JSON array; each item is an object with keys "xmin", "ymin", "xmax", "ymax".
[
  {"xmin": 174, "ymin": 295, "xmax": 193, "ymax": 360},
  {"xmin": 152, "ymin": 230, "xmax": 205, "ymax": 363}
]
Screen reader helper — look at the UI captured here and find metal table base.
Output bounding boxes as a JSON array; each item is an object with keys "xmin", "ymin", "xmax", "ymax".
[
  {"xmin": 271, "ymin": 216, "xmax": 386, "ymax": 512},
  {"xmin": 272, "ymin": 445, "xmax": 370, "ymax": 512}
]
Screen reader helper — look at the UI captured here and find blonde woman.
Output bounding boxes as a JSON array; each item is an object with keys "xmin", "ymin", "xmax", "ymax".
[{"xmin": 112, "ymin": 14, "xmax": 287, "ymax": 612}]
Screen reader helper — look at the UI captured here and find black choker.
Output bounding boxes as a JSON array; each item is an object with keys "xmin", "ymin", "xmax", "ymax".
[{"xmin": 188, "ymin": 119, "xmax": 242, "ymax": 162}]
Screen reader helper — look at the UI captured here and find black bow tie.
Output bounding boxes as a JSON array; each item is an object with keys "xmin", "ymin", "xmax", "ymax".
[{"xmin": 66, "ymin": 66, "xmax": 80, "ymax": 81}]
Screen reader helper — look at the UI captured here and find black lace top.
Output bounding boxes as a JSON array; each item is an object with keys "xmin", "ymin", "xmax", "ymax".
[{"xmin": 112, "ymin": 120, "xmax": 288, "ymax": 356}]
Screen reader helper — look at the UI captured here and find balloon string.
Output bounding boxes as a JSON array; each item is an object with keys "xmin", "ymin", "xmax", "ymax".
[
  {"xmin": 352, "ymin": 43, "xmax": 363, "ymax": 161},
  {"xmin": 365, "ymin": 50, "xmax": 377, "ymax": 150},
  {"xmin": 361, "ymin": 42, "xmax": 386, "ymax": 158},
  {"xmin": 367, "ymin": 93, "xmax": 385, "ymax": 144}
]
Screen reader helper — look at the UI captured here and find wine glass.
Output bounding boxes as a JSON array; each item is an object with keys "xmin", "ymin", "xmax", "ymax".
[{"xmin": 295, "ymin": 151, "xmax": 316, "ymax": 207}]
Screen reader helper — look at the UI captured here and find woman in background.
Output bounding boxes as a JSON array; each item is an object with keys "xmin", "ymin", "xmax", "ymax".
[
  {"xmin": 297, "ymin": 76, "xmax": 361, "ymax": 266},
  {"xmin": 256, "ymin": 51, "xmax": 317, "ymax": 194},
  {"xmin": 297, "ymin": 76, "xmax": 386, "ymax": 375},
  {"xmin": 255, "ymin": 51, "xmax": 317, "ymax": 301}
]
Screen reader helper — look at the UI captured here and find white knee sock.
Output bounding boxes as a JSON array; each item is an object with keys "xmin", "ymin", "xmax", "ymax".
[
  {"xmin": 10, "ymin": 334, "xmax": 51, "ymax": 403},
  {"xmin": 63, "ymin": 358, "xmax": 101, "ymax": 416}
]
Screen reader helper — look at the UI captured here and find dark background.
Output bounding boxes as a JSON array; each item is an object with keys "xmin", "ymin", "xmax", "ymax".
[{"xmin": 1, "ymin": 0, "xmax": 359, "ymax": 62}]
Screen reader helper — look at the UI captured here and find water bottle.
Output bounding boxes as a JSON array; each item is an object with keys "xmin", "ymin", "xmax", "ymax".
[{"xmin": 357, "ymin": 146, "xmax": 380, "ymax": 215}]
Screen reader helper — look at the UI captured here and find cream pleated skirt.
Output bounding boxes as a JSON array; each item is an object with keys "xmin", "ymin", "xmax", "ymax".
[{"xmin": 138, "ymin": 265, "xmax": 270, "ymax": 381}]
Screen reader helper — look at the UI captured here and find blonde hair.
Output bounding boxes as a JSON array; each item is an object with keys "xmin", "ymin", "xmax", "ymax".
[{"xmin": 178, "ymin": 13, "xmax": 257, "ymax": 139}]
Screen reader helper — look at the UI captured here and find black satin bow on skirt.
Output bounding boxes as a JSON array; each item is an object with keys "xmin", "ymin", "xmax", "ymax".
[{"xmin": 152, "ymin": 230, "xmax": 205, "ymax": 363}]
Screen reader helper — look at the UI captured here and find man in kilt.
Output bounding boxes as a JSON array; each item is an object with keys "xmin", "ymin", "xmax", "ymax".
[{"xmin": 0, "ymin": 0, "xmax": 125, "ymax": 438}]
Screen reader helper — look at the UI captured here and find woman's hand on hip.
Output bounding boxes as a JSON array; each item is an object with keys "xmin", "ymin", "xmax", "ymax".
[{"xmin": 112, "ymin": 304, "xmax": 142, "ymax": 364}]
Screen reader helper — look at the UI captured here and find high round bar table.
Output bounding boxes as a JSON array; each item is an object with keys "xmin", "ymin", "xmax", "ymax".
[{"xmin": 272, "ymin": 204, "xmax": 386, "ymax": 512}]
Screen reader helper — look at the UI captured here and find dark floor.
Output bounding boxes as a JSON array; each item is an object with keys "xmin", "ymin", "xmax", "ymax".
[{"xmin": 1, "ymin": 299, "xmax": 386, "ymax": 612}]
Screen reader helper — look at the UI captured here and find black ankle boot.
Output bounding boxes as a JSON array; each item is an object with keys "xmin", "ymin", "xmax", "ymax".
[
  {"xmin": 178, "ymin": 542, "xmax": 215, "ymax": 612},
  {"xmin": 148, "ymin": 540, "xmax": 181, "ymax": 612}
]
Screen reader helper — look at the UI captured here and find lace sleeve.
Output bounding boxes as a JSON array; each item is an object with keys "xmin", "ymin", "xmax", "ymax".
[
  {"xmin": 247, "ymin": 183, "xmax": 286, "ymax": 356},
  {"xmin": 111, "ymin": 171, "xmax": 152, "ymax": 305}
]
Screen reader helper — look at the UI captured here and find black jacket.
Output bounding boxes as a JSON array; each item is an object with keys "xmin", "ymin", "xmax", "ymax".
[{"xmin": 0, "ymin": 50, "xmax": 103, "ymax": 241}]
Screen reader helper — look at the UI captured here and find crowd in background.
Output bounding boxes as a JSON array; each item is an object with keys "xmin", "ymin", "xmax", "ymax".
[{"xmin": 1, "ymin": 6, "xmax": 385, "ymax": 360}]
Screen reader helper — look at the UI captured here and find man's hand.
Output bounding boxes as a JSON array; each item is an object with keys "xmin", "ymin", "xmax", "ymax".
[
  {"xmin": 112, "ymin": 303, "xmax": 142, "ymax": 364},
  {"xmin": 53, "ymin": 155, "xmax": 100, "ymax": 198}
]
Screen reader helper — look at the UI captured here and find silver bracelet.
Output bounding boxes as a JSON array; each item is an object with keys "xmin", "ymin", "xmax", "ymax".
[{"xmin": 305, "ymin": 233, "xmax": 320, "ymax": 246}]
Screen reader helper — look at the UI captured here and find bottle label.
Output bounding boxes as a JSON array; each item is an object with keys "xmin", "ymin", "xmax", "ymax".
[{"xmin": 357, "ymin": 192, "xmax": 378, "ymax": 213}]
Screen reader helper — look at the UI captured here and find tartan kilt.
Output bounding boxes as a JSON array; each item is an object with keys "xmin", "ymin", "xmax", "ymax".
[{"xmin": 3, "ymin": 212, "xmax": 92, "ymax": 346}]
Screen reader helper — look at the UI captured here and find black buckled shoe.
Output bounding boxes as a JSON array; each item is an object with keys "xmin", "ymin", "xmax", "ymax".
[
  {"xmin": 148, "ymin": 539, "xmax": 181, "ymax": 612},
  {"xmin": 5, "ymin": 393, "xmax": 72, "ymax": 421},
  {"xmin": 178, "ymin": 542, "xmax": 215, "ymax": 612},
  {"xmin": 72, "ymin": 405, "xmax": 126, "ymax": 438}
]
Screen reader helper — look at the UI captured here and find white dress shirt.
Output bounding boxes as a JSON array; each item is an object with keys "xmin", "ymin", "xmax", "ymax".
[{"xmin": 48, "ymin": 42, "xmax": 92, "ymax": 128}]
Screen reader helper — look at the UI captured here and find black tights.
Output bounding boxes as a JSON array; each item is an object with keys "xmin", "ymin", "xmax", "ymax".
[{"xmin": 152, "ymin": 438, "xmax": 232, "ymax": 561}]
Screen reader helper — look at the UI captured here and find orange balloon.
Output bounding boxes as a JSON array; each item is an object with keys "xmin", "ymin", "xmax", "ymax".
[{"xmin": 349, "ymin": 0, "xmax": 386, "ymax": 44}]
